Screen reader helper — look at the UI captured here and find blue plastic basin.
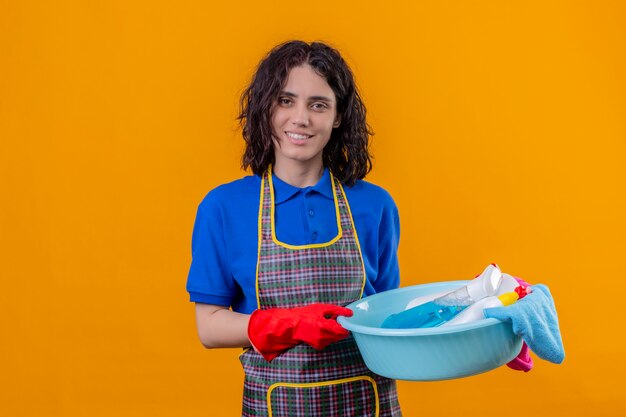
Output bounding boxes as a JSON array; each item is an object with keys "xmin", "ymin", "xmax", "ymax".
[{"xmin": 338, "ymin": 281, "xmax": 523, "ymax": 381}]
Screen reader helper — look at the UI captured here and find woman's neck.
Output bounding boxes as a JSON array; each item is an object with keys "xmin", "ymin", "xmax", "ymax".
[{"xmin": 272, "ymin": 160, "xmax": 324, "ymax": 188}]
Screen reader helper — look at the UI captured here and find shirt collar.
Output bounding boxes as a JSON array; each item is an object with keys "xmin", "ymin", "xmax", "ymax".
[{"xmin": 272, "ymin": 167, "xmax": 334, "ymax": 204}]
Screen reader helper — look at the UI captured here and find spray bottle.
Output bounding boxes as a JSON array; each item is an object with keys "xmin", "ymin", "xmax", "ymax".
[
  {"xmin": 440, "ymin": 291, "xmax": 519, "ymax": 326},
  {"xmin": 381, "ymin": 264, "xmax": 503, "ymax": 329}
]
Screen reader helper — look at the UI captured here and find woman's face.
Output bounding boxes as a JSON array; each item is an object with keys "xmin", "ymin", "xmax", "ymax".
[{"xmin": 271, "ymin": 64, "xmax": 340, "ymax": 171}]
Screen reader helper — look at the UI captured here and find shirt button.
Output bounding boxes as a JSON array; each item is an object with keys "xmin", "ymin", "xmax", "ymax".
[
  {"xmin": 308, "ymin": 210, "xmax": 315, "ymax": 217},
  {"xmin": 312, "ymin": 232, "xmax": 319, "ymax": 241}
]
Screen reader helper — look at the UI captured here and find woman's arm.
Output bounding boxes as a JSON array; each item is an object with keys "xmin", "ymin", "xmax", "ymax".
[{"xmin": 194, "ymin": 303, "xmax": 251, "ymax": 349}]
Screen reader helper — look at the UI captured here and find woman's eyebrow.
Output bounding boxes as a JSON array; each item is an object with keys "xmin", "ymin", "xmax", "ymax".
[{"xmin": 280, "ymin": 90, "xmax": 334, "ymax": 102}]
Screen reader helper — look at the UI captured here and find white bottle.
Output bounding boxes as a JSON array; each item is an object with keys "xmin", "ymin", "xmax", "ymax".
[
  {"xmin": 432, "ymin": 263, "xmax": 503, "ymax": 307},
  {"xmin": 382, "ymin": 264, "xmax": 504, "ymax": 329},
  {"xmin": 404, "ymin": 264, "xmax": 503, "ymax": 310},
  {"xmin": 496, "ymin": 273, "xmax": 519, "ymax": 295},
  {"xmin": 440, "ymin": 292, "xmax": 519, "ymax": 326}
]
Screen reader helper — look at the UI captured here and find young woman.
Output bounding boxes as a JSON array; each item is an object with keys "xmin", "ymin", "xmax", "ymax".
[{"xmin": 187, "ymin": 40, "xmax": 402, "ymax": 416}]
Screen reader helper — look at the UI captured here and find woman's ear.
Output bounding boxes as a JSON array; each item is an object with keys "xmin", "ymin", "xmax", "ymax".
[{"xmin": 333, "ymin": 115, "xmax": 341, "ymax": 128}]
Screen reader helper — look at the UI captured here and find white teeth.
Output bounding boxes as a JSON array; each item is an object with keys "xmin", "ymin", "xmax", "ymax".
[{"xmin": 286, "ymin": 132, "xmax": 311, "ymax": 140}]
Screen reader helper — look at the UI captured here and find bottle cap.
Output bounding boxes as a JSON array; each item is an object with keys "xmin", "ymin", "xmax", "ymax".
[
  {"xmin": 514, "ymin": 285, "xmax": 531, "ymax": 299},
  {"xmin": 467, "ymin": 264, "xmax": 502, "ymax": 301},
  {"xmin": 497, "ymin": 292, "xmax": 519, "ymax": 306}
]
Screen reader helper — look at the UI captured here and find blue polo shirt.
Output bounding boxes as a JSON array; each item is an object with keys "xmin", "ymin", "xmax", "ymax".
[{"xmin": 186, "ymin": 168, "xmax": 400, "ymax": 314}]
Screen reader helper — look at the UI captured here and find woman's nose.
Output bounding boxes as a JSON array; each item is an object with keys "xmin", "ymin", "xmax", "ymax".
[{"xmin": 291, "ymin": 104, "xmax": 309, "ymax": 127}]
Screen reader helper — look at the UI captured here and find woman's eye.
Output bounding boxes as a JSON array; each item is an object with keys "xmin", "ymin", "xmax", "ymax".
[
  {"xmin": 311, "ymin": 103, "xmax": 328, "ymax": 110},
  {"xmin": 279, "ymin": 98, "xmax": 292, "ymax": 105}
]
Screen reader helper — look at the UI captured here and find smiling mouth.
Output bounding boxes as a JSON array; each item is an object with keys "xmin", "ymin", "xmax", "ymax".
[{"xmin": 286, "ymin": 132, "xmax": 313, "ymax": 140}]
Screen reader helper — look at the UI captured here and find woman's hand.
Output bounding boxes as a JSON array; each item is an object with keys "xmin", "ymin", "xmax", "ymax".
[{"xmin": 248, "ymin": 303, "xmax": 354, "ymax": 362}]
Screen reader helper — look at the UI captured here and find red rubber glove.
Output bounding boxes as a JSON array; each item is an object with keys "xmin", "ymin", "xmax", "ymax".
[
  {"xmin": 507, "ymin": 342, "xmax": 533, "ymax": 372},
  {"xmin": 507, "ymin": 276, "xmax": 534, "ymax": 372},
  {"xmin": 248, "ymin": 303, "xmax": 353, "ymax": 362}
]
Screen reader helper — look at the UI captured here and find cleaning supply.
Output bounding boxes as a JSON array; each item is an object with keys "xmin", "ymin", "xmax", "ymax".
[
  {"xmin": 484, "ymin": 284, "xmax": 565, "ymax": 364},
  {"xmin": 381, "ymin": 264, "xmax": 503, "ymax": 329},
  {"xmin": 500, "ymin": 273, "xmax": 533, "ymax": 299},
  {"xmin": 498, "ymin": 273, "xmax": 520, "ymax": 294},
  {"xmin": 441, "ymin": 292, "xmax": 519, "ymax": 326},
  {"xmin": 404, "ymin": 290, "xmax": 450, "ymax": 310},
  {"xmin": 500, "ymin": 275, "xmax": 533, "ymax": 371},
  {"xmin": 248, "ymin": 303, "xmax": 353, "ymax": 362},
  {"xmin": 404, "ymin": 264, "xmax": 510, "ymax": 310}
]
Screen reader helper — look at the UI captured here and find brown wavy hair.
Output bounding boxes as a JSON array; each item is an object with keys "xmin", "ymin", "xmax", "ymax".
[{"xmin": 238, "ymin": 40, "xmax": 373, "ymax": 186}]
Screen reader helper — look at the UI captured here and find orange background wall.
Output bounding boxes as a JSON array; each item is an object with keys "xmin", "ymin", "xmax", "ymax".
[{"xmin": 1, "ymin": 1, "xmax": 624, "ymax": 416}]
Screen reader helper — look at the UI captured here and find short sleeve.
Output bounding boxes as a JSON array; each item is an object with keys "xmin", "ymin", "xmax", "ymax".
[
  {"xmin": 186, "ymin": 193, "xmax": 236, "ymax": 306},
  {"xmin": 373, "ymin": 197, "xmax": 400, "ymax": 293}
]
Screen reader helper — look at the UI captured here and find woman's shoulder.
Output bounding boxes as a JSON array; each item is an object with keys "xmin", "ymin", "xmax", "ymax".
[
  {"xmin": 343, "ymin": 178, "xmax": 397, "ymax": 208},
  {"xmin": 198, "ymin": 174, "xmax": 261, "ymax": 212}
]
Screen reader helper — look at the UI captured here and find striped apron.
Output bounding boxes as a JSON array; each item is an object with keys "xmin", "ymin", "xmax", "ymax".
[{"xmin": 239, "ymin": 168, "xmax": 401, "ymax": 417}]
